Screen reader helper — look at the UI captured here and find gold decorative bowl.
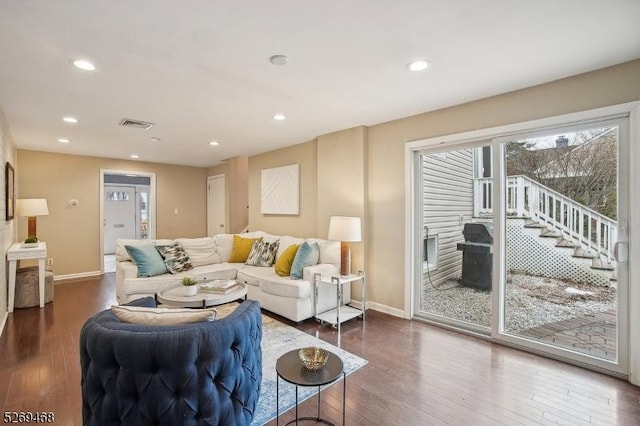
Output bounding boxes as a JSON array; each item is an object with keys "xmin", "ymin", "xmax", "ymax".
[{"xmin": 298, "ymin": 347, "xmax": 329, "ymax": 371}]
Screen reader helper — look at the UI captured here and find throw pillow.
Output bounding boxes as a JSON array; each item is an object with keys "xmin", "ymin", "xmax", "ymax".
[
  {"xmin": 175, "ymin": 237, "xmax": 221, "ymax": 267},
  {"xmin": 274, "ymin": 244, "xmax": 299, "ymax": 277},
  {"xmin": 245, "ymin": 239, "xmax": 280, "ymax": 267},
  {"xmin": 156, "ymin": 243, "xmax": 193, "ymax": 274},
  {"xmin": 290, "ymin": 242, "xmax": 320, "ymax": 280},
  {"xmin": 111, "ymin": 305, "xmax": 217, "ymax": 325},
  {"xmin": 229, "ymin": 235, "xmax": 262, "ymax": 263},
  {"xmin": 125, "ymin": 244, "xmax": 168, "ymax": 277}
]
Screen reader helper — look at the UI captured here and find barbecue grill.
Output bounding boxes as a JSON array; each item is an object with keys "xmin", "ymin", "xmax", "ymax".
[{"xmin": 456, "ymin": 223, "xmax": 493, "ymax": 290}]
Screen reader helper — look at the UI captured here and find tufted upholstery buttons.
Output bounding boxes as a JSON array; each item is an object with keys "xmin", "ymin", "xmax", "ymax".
[{"xmin": 80, "ymin": 298, "xmax": 262, "ymax": 426}]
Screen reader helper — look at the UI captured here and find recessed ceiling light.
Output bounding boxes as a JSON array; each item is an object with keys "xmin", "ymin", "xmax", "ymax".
[
  {"xmin": 58, "ymin": 138, "xmax": 70, "ymax": 143},
  {"xmin": 406, "ymin": 59, "xmax": 430, "ymax": 72},
  {"xmin": 150, "ymin": 137, "xmax": 161, "ymax": 142},
  {"xmin": 63, "ymin": 116, "xmax": 78, "ymax": 123},
  {"xmin": 130, "ymin": 154, "xmax": 139, "ymax": 159},
  {"xmin": 269, "ymin": 55, "xmax": 289, "ymax": 66},
  {"xmin": 209, "ymin": 141, "xmax": 220, "ymax": 146},
  {"xmin": 72, "ymin": 59, "xmax": 96, "ymax": 71},
  {"xmin": 273, "ymin": 114, "xmax": 286, "ymax": 121}
]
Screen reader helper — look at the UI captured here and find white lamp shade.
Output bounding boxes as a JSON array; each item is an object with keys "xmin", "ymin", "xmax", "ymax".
[
  {"xmin": 16, "ymin": 199, "xmax": 49, "ymax": 217},
  {"xmin": 328, "ymin": 216, "xmax": 361, "ymax": 242}
]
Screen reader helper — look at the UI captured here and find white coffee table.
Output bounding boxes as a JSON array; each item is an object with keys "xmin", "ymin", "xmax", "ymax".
[{"xmin": 156, "ymin": 282, "xmax": 247, "ymax": 308}]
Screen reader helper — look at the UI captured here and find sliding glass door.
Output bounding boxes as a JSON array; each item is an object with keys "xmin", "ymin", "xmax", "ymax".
[{"xmin": 413, "ymin": 115, "xmax": 629, "ymax": 374}]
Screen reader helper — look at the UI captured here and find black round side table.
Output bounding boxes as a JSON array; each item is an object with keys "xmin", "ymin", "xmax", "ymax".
[{"xmin": 275, "ymin": 349, "xmax": 346, "ymax": 425}]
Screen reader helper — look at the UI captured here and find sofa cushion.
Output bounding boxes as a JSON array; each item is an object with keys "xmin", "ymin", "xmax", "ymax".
[
  {"xmin": 175, "ymin": 237, "xmax": 220, "ymax": 267},
  {"xmin": 213, "ymin": 234, "xmax": 234, "ymax": 262},
  {"xmin": 229, "ymin": 235, "xmax": 261, "ymax": 263},
  {"xmin": 111, "ymin": 305, "xmax": 217, "ymax": 325},
  {"xmin": 156, "ymin": 243, "xmax": 193, "ymax": 274},
  {"xmin": 306, "ymin": 239, "xmax": 341, "ymax": 267},
  {"xmin": 237, "ymin": 266, "xmax": 277, "ymax": 287},
  {"xmin": 290, "ymin": 242, "xmax": 319, "ymax": 280},
  {"xmin": 125, "ymin": 244, "xmax": 168, "ymax": 277},
  {"xmin": 256, "ymin": 268, "xmax": 313, "ymax": 299},
  {"xmin": 246, "ymin": 239, "xmax": 280, "ymax": 267},
  {"xmin": 276, "ymin": 236, "xmax": 305, "ymax": 259},
  {"xmin": 274, "ymin": 244, "xmax": 299, "ymax": 276}
]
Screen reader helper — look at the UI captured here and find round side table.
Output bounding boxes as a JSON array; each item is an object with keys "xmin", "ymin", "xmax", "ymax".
[{"xmin": 275, "ymin": 349, "xmax": 345, "ymax": 425}]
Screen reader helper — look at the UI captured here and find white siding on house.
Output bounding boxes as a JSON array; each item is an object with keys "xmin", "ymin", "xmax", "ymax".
[{"xmin": 421, "ymin": 148, "xmax": 475, "ymax": 287}]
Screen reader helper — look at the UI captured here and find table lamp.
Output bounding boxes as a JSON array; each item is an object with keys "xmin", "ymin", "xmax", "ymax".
[
  {"xmin": 328, "ymin": 216, "xmax": 362, "ymax": 275},
  {"xmin": 16, "ymin": 198, "xmax": 49, "ymax": 239}
]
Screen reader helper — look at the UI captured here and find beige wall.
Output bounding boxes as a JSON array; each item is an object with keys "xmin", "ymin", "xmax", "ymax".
[
  {"xmin": 317, "ymin": 126, "xmax": 366, "ymax": 274},
  {"xmin": 366, "ymin": 59, "xmax": 640, "ymax": 311},
  {"xmin": 17, "ymin": 150, "xmax": 208, "ymax": 277},
  {"xmin": 248, "ymin": 140, "xmax": 317, "ymax": 236},
  {"xmin": 0, "ymin": 107, "xmax": 17, "ymax": 322}
]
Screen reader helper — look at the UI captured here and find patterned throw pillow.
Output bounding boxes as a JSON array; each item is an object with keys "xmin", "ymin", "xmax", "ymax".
[
  {"xmin": 156, "ymin": 243, "xmax": 193, "ymax": 274},
  {"xmin": 245, "ymin": 239, "xmax": 280, "ymax": 267}
]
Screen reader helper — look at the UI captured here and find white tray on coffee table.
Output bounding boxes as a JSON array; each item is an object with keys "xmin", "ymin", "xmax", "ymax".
[{"xmin": 156, "ymin": 281, "xmax": 247, "ymax": 308}]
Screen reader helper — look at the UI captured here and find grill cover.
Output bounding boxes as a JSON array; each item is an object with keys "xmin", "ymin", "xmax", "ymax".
[{"xmin": 462, "ymin": 223, "xmax": 493, "ymax": 244}]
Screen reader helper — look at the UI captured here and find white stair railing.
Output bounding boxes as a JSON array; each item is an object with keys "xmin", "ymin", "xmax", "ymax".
[{"xmin": 473, "ymin": 175, "xmax": 617, "ymax": 262}]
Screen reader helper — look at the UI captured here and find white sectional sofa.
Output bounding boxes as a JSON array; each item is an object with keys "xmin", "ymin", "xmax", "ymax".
[{"xmin": 115, "ymin": 231, "xmax": 349, "ymax": 322}]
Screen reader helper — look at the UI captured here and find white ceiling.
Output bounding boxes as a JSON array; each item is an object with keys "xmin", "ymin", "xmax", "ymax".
[{"xmin": 1, "ymin": 0, "xmax": 639, "ymax": 168}]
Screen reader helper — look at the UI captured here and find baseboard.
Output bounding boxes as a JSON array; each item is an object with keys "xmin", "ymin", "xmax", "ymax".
[
  {"xmin": 0, "ymin": 311, "xmax": 8, "ymax": 337},
  {"xmin": 54, "ymin": 271, "xmax": 102, "ymax": 282},
  {"xmin": 349, "ymin": 300, "xmax": 405, "ymax": 319}
]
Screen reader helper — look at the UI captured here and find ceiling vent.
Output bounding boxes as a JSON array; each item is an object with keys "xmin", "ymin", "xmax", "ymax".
[{"xmin": 119, "ymin": 118, "xmax": 155, "ymax": 131}]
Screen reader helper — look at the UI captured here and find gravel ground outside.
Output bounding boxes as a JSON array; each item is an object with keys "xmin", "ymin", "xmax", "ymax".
[{"xmin": 422, "ymin": 272, "xmax": 616, "ymax": 333}]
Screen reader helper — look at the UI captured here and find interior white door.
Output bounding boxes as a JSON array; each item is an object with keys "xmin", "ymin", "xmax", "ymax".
[
  {"xmin": 104, "ymin": 185, "xmax": 136, "ymax": 253},
  {"xmin": 207, "ymin": 175, "xmax": 226, "ymax": 236}
]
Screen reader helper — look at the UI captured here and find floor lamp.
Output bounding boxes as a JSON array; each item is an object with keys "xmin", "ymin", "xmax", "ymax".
[{"xmin": 328, "ymin": 216, "xmax": 362, "ymax": 276}]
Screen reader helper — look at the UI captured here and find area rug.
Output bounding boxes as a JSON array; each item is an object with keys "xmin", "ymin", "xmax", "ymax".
[{"xmin": 251, "ymin": 315, "xmax": 368, "ymax": 425}]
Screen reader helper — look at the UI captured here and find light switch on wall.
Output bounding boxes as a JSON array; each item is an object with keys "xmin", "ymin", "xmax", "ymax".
[{"xmin": 173, "ymin": 208, "xmax": 179, "ymax": 215}]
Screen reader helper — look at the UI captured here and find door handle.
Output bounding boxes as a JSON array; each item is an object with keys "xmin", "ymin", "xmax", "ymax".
[{"xmin": 613, "ymin": 241, "xmax": 628, "ymax": 262}]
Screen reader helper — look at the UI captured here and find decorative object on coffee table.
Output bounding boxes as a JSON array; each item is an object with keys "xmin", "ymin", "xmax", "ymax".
[
  {"xmin": 328, "ymin": 216, "xmax": 361, "ymax": 275},
  {"xmin": 180, "ymin": 276, "xmax": 198, "ymax": 296}
]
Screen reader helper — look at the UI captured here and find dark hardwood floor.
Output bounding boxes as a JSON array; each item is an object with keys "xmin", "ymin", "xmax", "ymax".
[{"xmin": 1, "ymin": 275, "xmax": 639, "ymax": 425}]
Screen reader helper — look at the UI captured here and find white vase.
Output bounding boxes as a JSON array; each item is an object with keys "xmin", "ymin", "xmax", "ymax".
[{"xmin": 182, "ymin": 285, "xmax": 197, "ymax": 297}]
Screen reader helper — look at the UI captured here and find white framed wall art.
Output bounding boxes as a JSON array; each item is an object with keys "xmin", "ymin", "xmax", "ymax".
[{"xmin": 261, "ymin": 164, "xmax": 299, "ymax": 215}]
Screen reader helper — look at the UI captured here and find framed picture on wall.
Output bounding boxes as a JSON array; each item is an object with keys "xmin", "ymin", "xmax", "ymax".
[{"xmin": 5, "ymin": 162, "xmax": 15, "ymax": 220}]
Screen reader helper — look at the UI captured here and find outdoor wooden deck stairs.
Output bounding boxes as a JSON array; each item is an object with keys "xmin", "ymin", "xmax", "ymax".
[{"xmin": 523, "ymin": 218, "xmax": 616, "ymax": 280}]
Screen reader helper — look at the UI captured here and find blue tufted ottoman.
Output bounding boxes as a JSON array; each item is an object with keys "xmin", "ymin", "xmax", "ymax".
[{"xmin": 80, "ymin": 298, "xmax": 262, "ymax": 425}]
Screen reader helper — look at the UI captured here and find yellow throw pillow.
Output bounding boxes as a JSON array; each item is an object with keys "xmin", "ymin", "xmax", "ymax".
[
  {"xmin": 229, "ymin": 235, "xmax": 261, "ymax": 263},
  {"xmin": 274, "ymin": 244, "xmax": 300, "ymax": 276}
]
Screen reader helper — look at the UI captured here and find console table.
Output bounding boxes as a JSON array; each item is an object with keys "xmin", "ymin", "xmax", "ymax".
[{"xmin": 7, "ymin": 242, "xmax": 47, "ymax": 313}]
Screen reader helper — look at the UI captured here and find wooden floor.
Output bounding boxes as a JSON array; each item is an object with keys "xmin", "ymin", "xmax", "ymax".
[{"xmin": 1, "ymin": 275, "xmax": 639, "ymax": 425}]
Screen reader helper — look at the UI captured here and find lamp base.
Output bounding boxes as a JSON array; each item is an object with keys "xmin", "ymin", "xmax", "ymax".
[
  {"xmin": 340, "ymin": 242, "xmax": 351, "ymax": 276},
  {"xmin": 27, "ymin": 216, "xmax": 37, "ymax": 238}
]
